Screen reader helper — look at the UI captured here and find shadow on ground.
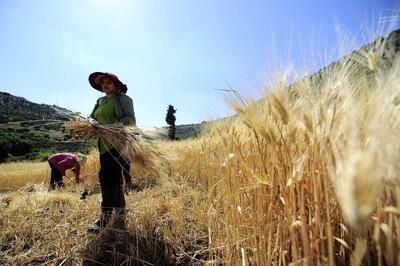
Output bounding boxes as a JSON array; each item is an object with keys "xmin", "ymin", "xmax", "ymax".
[{"xmin": 82, "ymin": 225, "xmax": 175, "ymax": 266}]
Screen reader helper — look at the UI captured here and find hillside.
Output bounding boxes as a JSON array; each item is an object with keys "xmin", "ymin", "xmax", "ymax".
[
  {"xmin": 146, "ymin": 123, "xmax": 204, "ymax": 141},
  {"xmin": 0, "ymin": 92, "xmax": 90, "ymax": 162},
  {"xmin": 0, "ymin": 92, "xmax": 78, "ymax": 123},
  {"xmin": 292, "ymin": 29, "xmax": 400, "ymax": 90}
]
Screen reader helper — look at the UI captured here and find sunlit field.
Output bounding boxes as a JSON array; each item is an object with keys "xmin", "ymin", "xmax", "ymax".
[
  {"xmin": 0, "ymin": 150, "xmax": 100, "ymax": 191},
  {"xmin": 0, "ymin": 161, "xmax": 49, "ymax": 191},
  {"xmin": 2, "ymin": 29, "xmax": 400, "ymax": 265}
]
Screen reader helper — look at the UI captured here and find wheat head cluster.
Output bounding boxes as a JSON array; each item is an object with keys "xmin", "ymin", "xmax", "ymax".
[{"xmin": 1, "ymin": 31, "xmax": 400, "ymax": 265}]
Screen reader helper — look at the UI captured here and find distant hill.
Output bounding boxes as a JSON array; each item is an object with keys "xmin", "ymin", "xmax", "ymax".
[
  {"xmin": 0, "ymin": 92, "xmax": 89, "ymax": 162},
  {"xmin": 175, "ymin": 123, "xmax": 204, "ymax": 139},
  {"xmin": 0, "ymin": 92, "xmax": 79, "ymax": 123},
  {"xmin": 145, "ymin": 123, "xmax": 204, "ymax": 141}
]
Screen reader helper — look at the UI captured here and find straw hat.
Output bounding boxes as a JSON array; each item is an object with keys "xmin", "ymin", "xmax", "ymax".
[{"xmin": 88, "ymin": 72, "xmax": 128, "ymax": 93}]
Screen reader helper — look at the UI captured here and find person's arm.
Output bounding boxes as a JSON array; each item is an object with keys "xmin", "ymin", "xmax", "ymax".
[
  {"xmin": 72, "ymin": 162, "xmax": 80, "ymax": 183},
  {"xmin": 119, "ymin": 95, "xmax": 136, "ymax": 125}
]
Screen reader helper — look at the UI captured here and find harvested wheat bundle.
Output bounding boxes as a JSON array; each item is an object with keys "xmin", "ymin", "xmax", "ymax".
[{"xmin": 65, "ymin": 119, "xmax": 163, "ymax": 175}]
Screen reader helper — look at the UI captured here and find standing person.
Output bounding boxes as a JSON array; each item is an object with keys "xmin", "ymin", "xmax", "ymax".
[
  {"xmin": 48, "ymin": 152, "xmax": 82, "ymax": 190},
  {"xmin": 87, "ymin": 72, "xmax": 136, "ymax": 233}
]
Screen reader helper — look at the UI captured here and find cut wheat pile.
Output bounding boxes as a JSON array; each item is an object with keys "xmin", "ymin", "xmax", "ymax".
[{"xmin": 65, "ymin": 119, "xmax": 163, "ymax": 175}]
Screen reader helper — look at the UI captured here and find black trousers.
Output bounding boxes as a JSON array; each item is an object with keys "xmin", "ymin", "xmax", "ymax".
[
  {"xmin": 49, "ymin": 162, "xmax": 64, "ymax": 190},
  {"xmin": 99, "ymin": 149, "xmax": 126, "ymax": 219}
]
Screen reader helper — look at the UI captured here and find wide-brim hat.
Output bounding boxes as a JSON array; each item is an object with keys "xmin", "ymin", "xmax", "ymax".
[{"xmin": 88, "ymin": 72, "xmax": 128, "ymax": 93}]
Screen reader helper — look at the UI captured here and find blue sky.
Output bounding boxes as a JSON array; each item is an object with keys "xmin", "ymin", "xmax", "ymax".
[{"xmin": 0, "ymin": 0, "xmax": 398, "ymax": 128}]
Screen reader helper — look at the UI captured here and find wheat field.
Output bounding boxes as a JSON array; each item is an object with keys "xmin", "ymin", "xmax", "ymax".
[{"xmin": 1, "ymin": 29, "xmax": 400, "ymax": 265}]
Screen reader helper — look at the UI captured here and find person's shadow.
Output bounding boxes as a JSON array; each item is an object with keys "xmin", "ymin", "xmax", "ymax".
[{"xmin": 82, "ymin": 226, "xmax": 175, "ymax": 265}]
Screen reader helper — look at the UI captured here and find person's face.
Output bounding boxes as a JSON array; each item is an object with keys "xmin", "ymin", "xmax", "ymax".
[{"xmin": 101, "ymin": 77, "xmax": 117, "ymax": 95}]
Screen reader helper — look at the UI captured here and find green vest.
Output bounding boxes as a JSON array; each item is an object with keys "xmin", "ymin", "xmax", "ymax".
[{"xmin": 94, "ymin": 96, "xmax": 117, "ymax": 154}]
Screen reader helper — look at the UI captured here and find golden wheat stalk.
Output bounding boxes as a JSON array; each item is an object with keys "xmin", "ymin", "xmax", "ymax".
[{"xmin": 65, "ymin": 119, "xmax": 163, "ymax": 175}]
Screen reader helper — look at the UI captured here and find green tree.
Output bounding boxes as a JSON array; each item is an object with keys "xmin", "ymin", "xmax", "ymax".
[
  {"xmin": 165, "ymin": 105, "xmax": 177, "ymax": 140},
  {"xmin": 0, "ymin": 140, "xmax": 11, "ymax": 162},
  {"xmin": 10, "ymin": 141, "xmax": 32, "ymax": 156}
]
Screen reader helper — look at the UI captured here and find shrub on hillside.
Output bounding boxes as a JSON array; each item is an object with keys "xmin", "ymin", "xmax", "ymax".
[
  {"xmin": 0, "ymin": 140, "xmax": 11, "ymax": 162},
  {"xmin": 36, "ymin": 150, "xmax": 53, "ymax": 161},
  {"xmin": 0, "ymin": 115, "xmax": 7, "ymax": 123},
  {"xmin": 10, "ymin": 141, "xmax": 32, "ymax": 156}
]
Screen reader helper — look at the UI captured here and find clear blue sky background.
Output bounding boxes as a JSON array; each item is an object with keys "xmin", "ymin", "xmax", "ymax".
[{"xmin": 0, "ymin": 0, "xmax": 398, "ymax": 128}]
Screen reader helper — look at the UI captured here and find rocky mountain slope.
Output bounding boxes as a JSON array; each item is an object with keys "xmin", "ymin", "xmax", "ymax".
[{"xmin": 0, "ymin": 92, "xmax": 78, "ymax": 124}]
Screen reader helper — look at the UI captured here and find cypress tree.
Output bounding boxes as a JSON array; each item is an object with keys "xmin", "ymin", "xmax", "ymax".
[{"xmin": 165, "ymin": 105, "xmax": 177, "ymax": 140}]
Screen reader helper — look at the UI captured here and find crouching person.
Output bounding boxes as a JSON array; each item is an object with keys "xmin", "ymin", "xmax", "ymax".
[{"xmin": 48, "ymin": 152, "xmax": 83, "ymax": 190}]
